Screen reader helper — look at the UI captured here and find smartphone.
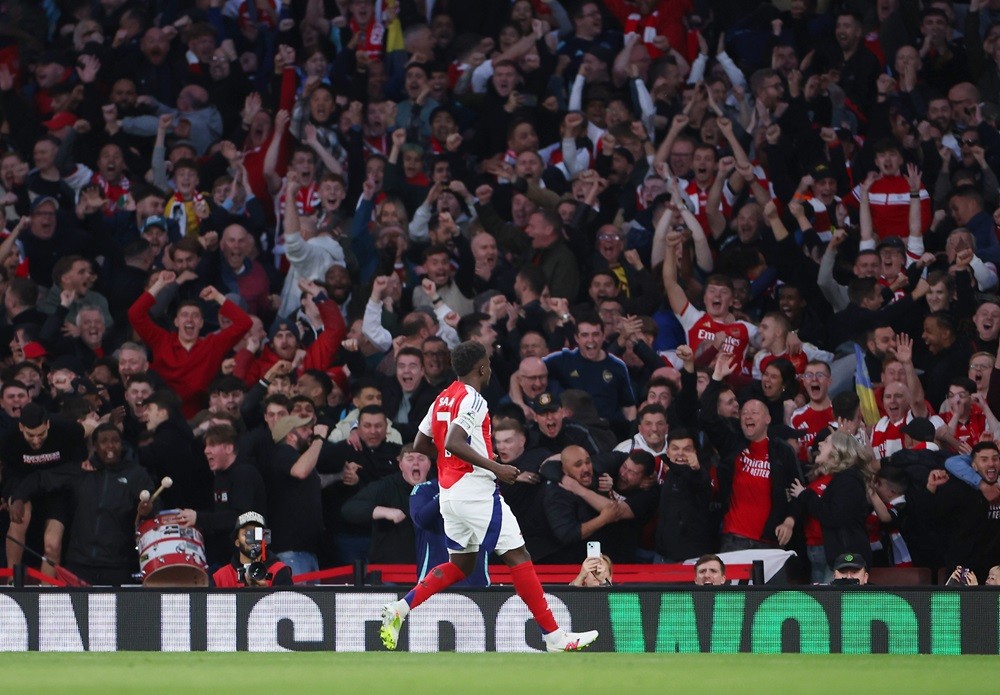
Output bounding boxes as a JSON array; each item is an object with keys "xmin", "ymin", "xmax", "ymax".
[
  {"xmin": 586, "ymin": 541, "xmax": 601, "ymax": 559},
  {"xmin": 945, "ymin": 567, "xmax": 969, "ymax": 586}
]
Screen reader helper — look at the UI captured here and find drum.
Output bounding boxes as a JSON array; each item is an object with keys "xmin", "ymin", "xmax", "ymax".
[{"xmin": 137, "ymin": 511, "xmax": 209, "ymax": 587}]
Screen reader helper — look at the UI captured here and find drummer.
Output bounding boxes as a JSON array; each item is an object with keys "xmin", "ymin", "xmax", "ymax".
[{"xmin": 9, "ymin": 424, "xmax": 158, "ymax": 585}]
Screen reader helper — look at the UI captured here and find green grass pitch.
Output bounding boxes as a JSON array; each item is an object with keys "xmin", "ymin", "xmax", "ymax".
[{"xmin": 2, "ymin": 653, "xmax": 997, "ymax": 694}]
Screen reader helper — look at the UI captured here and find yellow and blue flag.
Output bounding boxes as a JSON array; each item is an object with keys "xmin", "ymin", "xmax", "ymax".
[{"xmin": 854, "ymin": 343, "xmax": 880, "ymax": 427}]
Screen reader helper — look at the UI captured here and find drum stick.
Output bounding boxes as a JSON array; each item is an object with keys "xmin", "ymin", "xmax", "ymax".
[
  {"xmin": 135, "ymin": 477, "xmax": 172, "ymax": 527},
  {"xmin": 148, "ymin": 476, "xmax": 173, "ymax": 504}
]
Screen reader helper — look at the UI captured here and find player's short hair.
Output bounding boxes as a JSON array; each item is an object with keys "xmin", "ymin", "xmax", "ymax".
[{"xmin": 451, "ymin": 341, "xmax": 487, "ymax": 377}]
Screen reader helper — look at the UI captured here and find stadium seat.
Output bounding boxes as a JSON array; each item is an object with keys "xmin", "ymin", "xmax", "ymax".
[{"xmin": 868, "ymin": 567, "xmax": 933, "ymax": 586}]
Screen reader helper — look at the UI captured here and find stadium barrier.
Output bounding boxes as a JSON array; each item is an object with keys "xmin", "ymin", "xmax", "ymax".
[
  {"xmin": 293, "ymin": 561, "xmax": 765, "ymax": 585},
  {"xmin": 0, "ymin": 586, "xmax": 990, "ymax": 653}
]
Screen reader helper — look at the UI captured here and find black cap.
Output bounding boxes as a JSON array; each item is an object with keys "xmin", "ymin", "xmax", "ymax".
[
  {"xmin": 810, "ymin": 426, "xmax": 834, "ymax": 453},
  {"xmin": 809, "ymin": 162, "xmax": 835, "ymax": 182},
  {"xmin": 530, "ymin": 392, "xmax": 560, "ymax": 414},
  {"xmin": 19, "ymin": 402, "xmax": 49, "ymax": 429},
  {"xmin": 234, "ymin": 511, "xmax": 266, "ymax": 531},
  {"xmin": 50, "ymin": 355, "xmax": 85, "ymax": 376},
  {"xmin": 901, "ymin": 417, "xmax": 936, "ymax": 443},
  {"xmin": 833, "ymin": 552, "xmax": 867, "ymax": 571},
  {"xmin": 876, "ymin": 236, "xmax": 906, "ymax": 253}
]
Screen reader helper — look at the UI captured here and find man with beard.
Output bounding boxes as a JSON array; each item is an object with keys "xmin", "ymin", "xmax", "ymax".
[
  {"xmin": 542, "ymin": 445, "xmax": 630, "ymax": 563},
  {"xmin": 323, "ymin": 406, "xmax": 402, "ymax": 564},
  {"xmin": 264, "ymin": 414, "xmax": 326, "ymax": 577},
  {"xmin": 341, "ymin": 443, "xmax": 432, "ymax": 564},
  {"xmin": 129, "ymin": 272, "xmax": 252, "ymax": 418},
  {"xmin": 918, "ymin": 312, "xmax": 974, "ymax": 408},
  {"xmin": 9, "ymin": 424, "xmax": 155, "ymax": 585},
  {"xmin": 212, "ymin": 512, "xmax": 293, "ymax": 587},
  {"xmin": 421, "ymin": 336, "xmax": 456, "ymax": 390},
  {"xmin": 323, "ymin": 264, "xmax": 354, "ymax": 319},
  {"xmin": 171, "ymin": 424, "xmax": 266, "ymax": 568},
  {"xmin": 558, "ymin": 448, "xmax": 659, "ymax": 562},
  {"xmin": 124, "ymin": 26, "xmax": 185, "ymax": 105},
  {"xmin": 544, "ymin": 314, "xmax": 635, "ymax": 427},
  {"xmin": 911, "ymin": 442, "xmax": 1000, "ymax": 579},
  {"xmin": 1, "ymin": 403, "xmax": 88, "ymax": 575}
]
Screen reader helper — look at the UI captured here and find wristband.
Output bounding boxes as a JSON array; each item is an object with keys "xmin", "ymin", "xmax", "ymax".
[{"xmin": 311, "ymin": 434, "xmax": 326, "ymax": 444}]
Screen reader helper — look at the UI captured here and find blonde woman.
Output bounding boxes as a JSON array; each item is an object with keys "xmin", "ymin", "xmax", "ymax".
[{"xmin": 790, "ymin": 431, "xmax": 874, "ymax": 577}]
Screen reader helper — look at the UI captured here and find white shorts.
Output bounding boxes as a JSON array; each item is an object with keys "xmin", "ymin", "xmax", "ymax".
[{"xmin": 440, "ymin": 493, "xmax": 524, "ymax": 554}]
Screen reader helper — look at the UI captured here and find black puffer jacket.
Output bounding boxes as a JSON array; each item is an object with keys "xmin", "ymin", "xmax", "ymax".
[{"xmin": 14, "ymin": 456, "xmax": 155, "ymax": 570}]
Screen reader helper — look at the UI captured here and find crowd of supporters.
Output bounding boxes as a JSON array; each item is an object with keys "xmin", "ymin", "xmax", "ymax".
[{"xmin": 0, "ymin": 0, "xmax": 999, "ymax": 585}]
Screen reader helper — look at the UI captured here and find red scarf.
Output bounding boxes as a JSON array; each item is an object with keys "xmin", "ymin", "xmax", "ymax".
[
  {"xmin": 350, "ymin": 18, "xmax": 385, "ymax": 61},
  {"xmin": 93, "ymin": 173, "xmax": 130, "ymax": 213}
]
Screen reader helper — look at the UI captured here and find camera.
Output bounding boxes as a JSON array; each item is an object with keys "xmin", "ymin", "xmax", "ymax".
[
  {"xmin": 241, "ymin": 527, "xmax": 273, "ymax": 585},
  {"xmin": 245, "ymin": 527, "xmax": 271, "ymax": 559},
  {"xmin": 244, "ymin": 561, "xmax": 272, "ymax": 584}
]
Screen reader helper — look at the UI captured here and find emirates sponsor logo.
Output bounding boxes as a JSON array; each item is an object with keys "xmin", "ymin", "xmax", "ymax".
[{"xmin": 739, "ymin": 456, "xmax": 770, "ymax": 478}]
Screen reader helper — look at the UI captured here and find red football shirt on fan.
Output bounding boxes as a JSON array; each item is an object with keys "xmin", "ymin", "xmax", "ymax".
[
  {"xmin": 804, "ymin": 473, "xmax": 833, "ymax": 547},
  {"xmin": 677, "ymin": 302, "xmax": 757, "ymax": 367},
  {"xmin": 943, "ymin": 406, "xmax": 987, "ymax": 448},
  {"xmin": 723, "ymin": 438, "xmax": 772, "ymax": 541},
  {"xmin": 791, "ymin": 405, "xmax": 834, "ymax": 462}
]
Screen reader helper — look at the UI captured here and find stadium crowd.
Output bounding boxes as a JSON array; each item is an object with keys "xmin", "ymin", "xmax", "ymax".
[{"xmin": 1, "ymin": 0, "xmax": 1000, "ymax": 586}]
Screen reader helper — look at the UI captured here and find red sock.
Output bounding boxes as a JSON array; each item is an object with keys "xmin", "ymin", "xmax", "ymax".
[
  {"xmin": 404, "ymin": 561, "xmax": 466, "ymax": 609},
  {"xmin": 510, "ymin": 561, "xmax": 559, "ymax": 633}
]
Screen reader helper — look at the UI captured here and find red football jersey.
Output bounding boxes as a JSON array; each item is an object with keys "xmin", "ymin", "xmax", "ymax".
[{"xmin": 418, "ymin": 380, "xmax": 496, "ymax": 498}]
